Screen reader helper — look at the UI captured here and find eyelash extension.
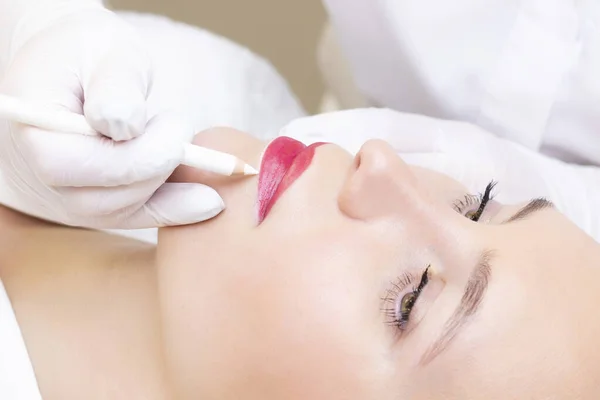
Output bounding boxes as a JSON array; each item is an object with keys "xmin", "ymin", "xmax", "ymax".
[
  {"xmin": 382, "ymin": 266, "xmax": 430, "ymax": 331},
  {"xmin": 453, "ymin": 180, "xmax": 497, "ymax": 222}
]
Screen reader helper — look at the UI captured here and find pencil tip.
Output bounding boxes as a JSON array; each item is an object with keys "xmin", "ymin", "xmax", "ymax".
[{"xmin": 244, "ymin": 164, "xmax": 259, "ymax": 175}]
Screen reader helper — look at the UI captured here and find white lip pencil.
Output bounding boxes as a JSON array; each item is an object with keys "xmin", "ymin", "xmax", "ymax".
[{"xmin": 0, "ymin": 93, "xmax": 258, "ymax": 177}]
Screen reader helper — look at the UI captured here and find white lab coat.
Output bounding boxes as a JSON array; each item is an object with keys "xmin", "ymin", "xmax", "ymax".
[{"xmin": 323, "ymin": 0, "xmax": 600, "ymax": 165}]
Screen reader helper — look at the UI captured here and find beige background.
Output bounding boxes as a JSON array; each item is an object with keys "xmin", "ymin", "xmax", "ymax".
[{"xmin": 110, "ymin": 0, "xmax": 327, "ymax": 113}]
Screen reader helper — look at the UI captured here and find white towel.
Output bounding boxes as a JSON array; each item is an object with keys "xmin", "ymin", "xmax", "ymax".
[{"xmin": 0, "ymin": 279, "xmax": 42, "ymax": 400}]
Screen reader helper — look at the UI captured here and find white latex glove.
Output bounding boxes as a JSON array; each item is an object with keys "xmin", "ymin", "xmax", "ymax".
[
  {"xmin": 0, "ymin": 0, "xmax": 224, "ymax": 229},
  {"xmin": 280, "ymin": 108, "xmax": 600, "ymax": 242}
]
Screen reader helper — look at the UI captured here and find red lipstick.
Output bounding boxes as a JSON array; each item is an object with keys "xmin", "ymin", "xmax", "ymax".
[{"xmin": 257, "ymin": 137, "xmax": 324, "ymax": 223}]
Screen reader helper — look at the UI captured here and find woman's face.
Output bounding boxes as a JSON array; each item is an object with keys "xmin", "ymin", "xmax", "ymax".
[{"xmin": 157, "ymin": 128, "xmax": 600, "ymax": 399}]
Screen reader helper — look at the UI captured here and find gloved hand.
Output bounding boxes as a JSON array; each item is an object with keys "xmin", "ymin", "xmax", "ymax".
[
  {"xmin": 280, "ymin": 108, "xmax": 600, "ymax": 241},
  {"xmin": 0, "ymin": 0, "xmax": 224, "ymax": 229}
]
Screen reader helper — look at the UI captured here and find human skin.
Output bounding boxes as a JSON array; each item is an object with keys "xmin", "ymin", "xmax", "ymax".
[
  {"xmin": 0, "ymin": 208, "xmax": 168, "ymax": 399},
  {"xmin": 2, "ymin": 127, "xmax": 600, "ymax": 399},
  {"xmin": 158, "ymin": 128, "xmax": 600, "ymax": 399}
]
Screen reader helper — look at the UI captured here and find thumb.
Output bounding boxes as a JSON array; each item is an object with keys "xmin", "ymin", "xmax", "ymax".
[
  {"xmin": 83, "ymin": 36, "xmax": 153, "ymax": 141},
  {"xmin": 120, "ymin": 183, "xmax": 225, "ymax": 229}
]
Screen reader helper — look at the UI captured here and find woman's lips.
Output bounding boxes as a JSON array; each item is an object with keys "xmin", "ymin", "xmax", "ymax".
[{"xmin": 257, "ymin": 137, "xmax": 325, "ymax": 223}]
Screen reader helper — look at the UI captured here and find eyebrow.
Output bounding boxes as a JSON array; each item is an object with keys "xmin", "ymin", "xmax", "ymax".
[
  {"xmin": 419, "ymin": 198, "xmax": 555, "ymax": 365},
  {"xmin": 504, "ymin": 198, "xmax": 554, "ymax": 223},
  {"xmin": 419, "ymin": 250, "xmax": 493, "ymax": 365}
]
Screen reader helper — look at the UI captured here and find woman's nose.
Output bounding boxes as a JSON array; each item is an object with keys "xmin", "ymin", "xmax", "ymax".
[{"xmin": 338, "ymin": 139, "xmax": 423, "ymax": 220}]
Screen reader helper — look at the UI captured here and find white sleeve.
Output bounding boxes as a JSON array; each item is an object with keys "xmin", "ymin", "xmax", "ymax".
[{"xmin": 0, "ymin": 0, "xmax": 104, "ymax": 75}]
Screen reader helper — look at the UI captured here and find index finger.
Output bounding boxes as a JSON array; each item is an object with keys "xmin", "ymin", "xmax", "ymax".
[{"xmin": 20, "ymin": 113, "xmax": 194, "ymax": 187}]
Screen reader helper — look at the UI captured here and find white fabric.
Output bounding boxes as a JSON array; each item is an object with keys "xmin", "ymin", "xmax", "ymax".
[
  {"xmin": 323, "ymin": 0, "xmax": 600, "ymax": 165},
  {"xmin": 0, "ymin": 280, "xmax": 42, "ymax": 400},
  {"xmin": 0, "ymin": 11, "xmax": 305, "ymax": 244}
]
